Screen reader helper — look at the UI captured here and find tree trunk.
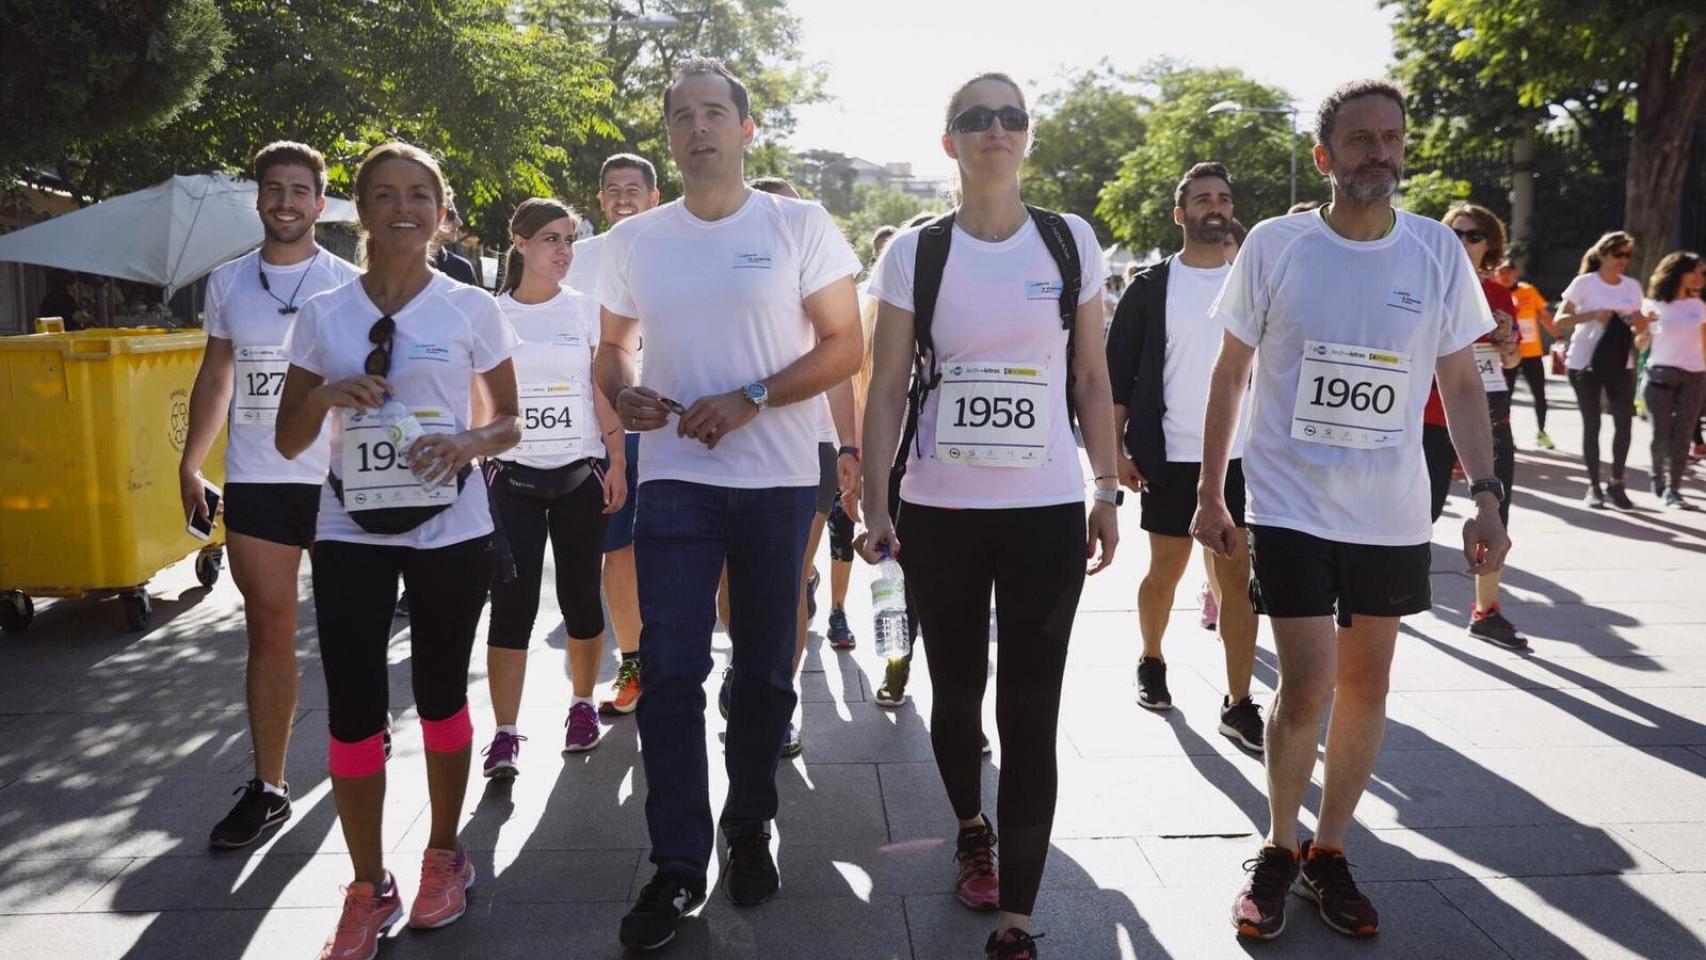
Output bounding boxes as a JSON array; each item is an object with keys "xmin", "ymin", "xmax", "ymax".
[
  {"xmin": 1624, "ymin": 34, "xmax": 1706, "ymax": 282},
  {"xmin": 1509, "ymin": 126, "xmax": 1537, "ymax": 270}
]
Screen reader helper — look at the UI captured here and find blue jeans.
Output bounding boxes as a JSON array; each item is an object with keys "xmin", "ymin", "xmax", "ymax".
[{"xmin": 633, "ymin": 479, "xmax": 816, "ymax": 882}]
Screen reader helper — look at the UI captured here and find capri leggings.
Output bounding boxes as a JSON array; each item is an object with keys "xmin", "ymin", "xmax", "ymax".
[
  {"xmin": 487, "ymin": 461, "xmax": 609, "ymax": 648},
  {"xmin": 312, "ymin": 535, "xmax": 495, "ymax": 744},
  {"xmin": 896, "ymin": 499, "xmax": 1086, "ymax": 916},
  {"xmin": 827, "ymin": 497, "xmax": 855, "ymax": 562}
]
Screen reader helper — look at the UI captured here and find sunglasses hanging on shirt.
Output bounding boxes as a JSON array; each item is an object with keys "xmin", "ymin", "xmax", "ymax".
[
  {"xmin": 258, "ymin": 249, "xmax": 321, "ymax": 315},
  {"xmin": 948, "ymin": 105, "xmax": 1030, "ymax": 134}
]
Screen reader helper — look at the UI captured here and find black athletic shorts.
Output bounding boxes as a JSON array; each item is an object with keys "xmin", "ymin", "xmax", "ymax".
[
  {"xmin": 223, "ymin": 482, "xmax": 321, "ymax": 549},
  {"xmin": 1248, "ymin": 524, "xmax": 1431, "ymax": 628},
  {"xmin": 1139, "ymin": 459, "xmax": 1246, "ymax": 538},
  {"xmin": 816, "ymin": 441, "xmax": 838, "ymax": 514}
]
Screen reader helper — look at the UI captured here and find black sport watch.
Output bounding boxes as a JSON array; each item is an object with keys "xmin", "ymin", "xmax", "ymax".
[{"xmin": 1468, "ymin": 478, "xmax": 1506, "ymax": 502}]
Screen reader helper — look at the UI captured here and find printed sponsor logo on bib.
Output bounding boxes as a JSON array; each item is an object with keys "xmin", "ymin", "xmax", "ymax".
[
  {"xmin": 934, "ymin": 360, "xmax": 1049, "ymax": 468},
  {"xmin": 733, "ymin": 253, "xmax": 773, "ymax": 270},
  {"xmin": 1291, "ymin": 340, "xmax": 1411, "ymax": 449},
  {"xmin": 234, "ymin": 344, "xmax": 289, "ymax": 425},
  {"xmin": 1473, "ymin": 343, "xmax": 1509, "ymax": 393},
  {"xmin": 339, "ymin": 407, "xmax": 457, "ymax": 509},
  {"xmin": 1386, "ymin": 289, "xmax": 1424, "ymax": 314},
  {"xmin": 1025, "ymin": 280, "xmax": 1063, "ymax": 301},
  {"xmin": 408, "ymin": 343, "xmax": 452, "ymax": 362}
]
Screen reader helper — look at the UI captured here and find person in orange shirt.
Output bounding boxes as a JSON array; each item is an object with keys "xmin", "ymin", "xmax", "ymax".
[{"xmin": 1495, "ymin": 259, "xmax": 1559, "ymax": 448}]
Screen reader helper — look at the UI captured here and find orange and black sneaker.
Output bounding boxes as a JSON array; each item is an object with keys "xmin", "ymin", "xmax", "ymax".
[
  {"xmin": 598, "ymin": 657, "xmax": 642, "ymax": 717},
  {"xmin": 1232, "ymin": 844, "xmax": 1299, "ymax": 940},
  {"xmin": 1296, "ymin": 840, "xmax": 1379, "ymax": 937}
]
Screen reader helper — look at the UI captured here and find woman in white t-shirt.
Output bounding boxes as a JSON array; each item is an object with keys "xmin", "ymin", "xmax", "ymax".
[
  {"xmin": 275, "ymin": 142, "xmax": 521, "ymax": 957},
  {"xmin": 858, "ymin": 72, "xmax": 1119, "ymax": 960},
  {"xmin": 1556, "ymin": 230, "xmax": 1656, "ymax": 508},
  {"xmin": 482, "ymin": 199, "xmax": 626, "ymax": 770},
  {"xmin": 1639, "ymin": 251, "xmax": 1706, "ymax": 508}
]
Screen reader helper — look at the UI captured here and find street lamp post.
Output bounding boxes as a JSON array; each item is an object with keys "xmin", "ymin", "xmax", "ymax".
[{"xmin": 1207, "ymin": 100, "xmax": 1301, "ymax": 209}]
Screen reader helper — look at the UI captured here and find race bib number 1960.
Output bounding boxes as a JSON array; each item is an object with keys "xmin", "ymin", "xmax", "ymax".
[
  {"xmin": 934, "ymin": 361, "xmax": 1050, "ymax": 468},
  {"xmin": 1291, "ymin": 340, "xmax": 1411, "ymax": 449},
  {"xmin": 234, "ymin": 345, "xmax": 289, "ymax": 425}
]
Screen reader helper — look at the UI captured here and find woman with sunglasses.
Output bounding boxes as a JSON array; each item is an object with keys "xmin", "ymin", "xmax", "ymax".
[
  {"xmin": 276, "ymin": 141, "xmax": 521, "ymax": 960},
  {"xmin": 1641, "ymin": 251, "xmax": 1706, "ymax": 508},
  {"xmin": 859, "ymin": 73, "xmax": 1119, "ymax": 960},
  {"xmin": 481, "ymin": 198, "xmax": 626, "ymax": 773},
  {"xmin": 1556, "ymin": 231, "xmax": 1655, "ymax": 509}
]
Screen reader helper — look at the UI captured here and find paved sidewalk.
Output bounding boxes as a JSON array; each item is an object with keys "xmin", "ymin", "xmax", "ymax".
[{"xmin": 2, "ymin": 379, "xmax": 1705, "ymax": 960}]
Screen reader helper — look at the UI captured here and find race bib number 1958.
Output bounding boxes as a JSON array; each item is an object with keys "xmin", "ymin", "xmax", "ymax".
[
  {"xmin": 1291, "ymin": 340, "xmax": 1411, "ymax": 449},
  {"xmin": 934, "ymin": 361, "xmax": 1050, "ymax": 468}
]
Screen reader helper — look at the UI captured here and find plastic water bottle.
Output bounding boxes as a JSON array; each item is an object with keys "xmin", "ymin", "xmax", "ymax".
[
  {"xmin": 377, "ymin": 395, "xmax": 422, "ymax": 458},
  {"xmin": 871, "ymin": 547, "xmax": 911, "ymax": 662}
]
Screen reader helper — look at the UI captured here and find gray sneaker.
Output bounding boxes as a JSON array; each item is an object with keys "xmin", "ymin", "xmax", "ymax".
[{"xmin": 1467, "ymin": 610, "xmax": 1528, "ymax": 650}]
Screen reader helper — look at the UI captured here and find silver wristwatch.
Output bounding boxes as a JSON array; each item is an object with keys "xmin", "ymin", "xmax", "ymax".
[
  {"xmin": 1092, "ymin": 487, "xmax": 1123, "ymax": 506},
  {"xmin": 741, "ymin": 382, "xmax": 770, "ymax": 410}
]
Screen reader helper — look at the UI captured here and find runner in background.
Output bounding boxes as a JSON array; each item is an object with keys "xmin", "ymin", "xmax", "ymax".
[{"xmin": 1495, "ymin": 259, "xmax": 1558, "ymax": 448}]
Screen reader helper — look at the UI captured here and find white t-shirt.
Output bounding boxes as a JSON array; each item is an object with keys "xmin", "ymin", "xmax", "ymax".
[
  {"xmin": 284, "ymin": 272, "xmax": 521, "ymax": 548},
  {"xmin": 1645, "ymin": 296, "xmax": 1706, "ymax": 373},
  {"xmin": 565, "ymin": 233, "xmax": 604, "ymax": 296},
  {"xmin": 1561, "ymin": 272, "xmax": 1645, "ymax": 371},
  {"xmin": 1212, "ymin": 209, "xmax": 1493, "ymax": 546},
  {"xmin": 204, "ymin": 247, "xmax": 360, "ymax": 484},
  {"xmin": 595, "ymin": 192, "xmax": 861, "ymax": 488},
  {"xmin": 869, "ymin": 213, "xmax": 1107, "ymax": 509},
  {"xmin": 1161, "ymin": 260, "xmax": 1246, "ymax": 462},
  {"xmin": 497, "ymin": 287, "xmax": 605, "ymax": 468}
]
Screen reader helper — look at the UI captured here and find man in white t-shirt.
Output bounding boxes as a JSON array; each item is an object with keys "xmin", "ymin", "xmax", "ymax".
[
  {"xmin": 593, "ymin": 59, "xmax": 863, "ymax": 952},
  {"xmin": 1192, "ymin": 80, "xmax": 1510, "ymax": 942},
  {"xmin": 568, "ymin": 153, "xmax": 662, "ymax": 719},
  {"xmin": 178, "ymin": 141, "xmax": 360, "ymax": 850},
  {"xmin": 1107, "ymin": 161, "xmax": 1263, "ymax": 752}
]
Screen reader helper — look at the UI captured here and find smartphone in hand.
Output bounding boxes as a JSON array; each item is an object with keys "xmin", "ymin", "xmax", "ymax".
[{"xmin": 187, "ymin": 480, "xmax": 222, "ymax": 541}]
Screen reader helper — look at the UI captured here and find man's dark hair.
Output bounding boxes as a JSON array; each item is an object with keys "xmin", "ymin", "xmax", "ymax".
[
  {"xmin": 601, "ymin": 153, "xmax": 657, "ymax": 192},
  {"xmin": 1228, "ymin": 218, "xmax": 1249, "ymax": 245},
  {"xmin": 663, "ymin": 57, "xmax": 750, "ymax": 120},
  {"xmin": 1174, "ymin": 161, "xmax": 1233, "ymax": 210},
  {"xmin": 252, "ymin": 141, "xmax": 328, "ymax": 197},
  {"xmin": 1314, "ymin": 78, "xmax": 1407, "ymax": 146},
  {"xmin": 749, "ymin": 176, "xmax": 797, "ymax": 197}
]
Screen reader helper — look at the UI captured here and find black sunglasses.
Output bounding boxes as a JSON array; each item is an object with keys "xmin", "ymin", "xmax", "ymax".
[
  {"xmin": 365, "ymin": 315, "xmax": 395, "ymax": 377},
  {"xmin": 1452, "ymin": 228, "xmax": 1488, "ymax": 244},
  {"xmin": 1610, "ymin": 249, "xmax": 1633, "ymax": 260},
  {"xmin": 949, "ymin": 105, "xmax": 1029, "ymax": 134}
]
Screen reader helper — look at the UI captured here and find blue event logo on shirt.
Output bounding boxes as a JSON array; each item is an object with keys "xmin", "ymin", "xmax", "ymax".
[
  {"xmin": 733, "ymin": 253, "xmax": 773, "ymax": 270},
  {"xmin": 408, "ymin": 343, "xmax": 452, "ymax": 362},
  {"xmin": 1386, "ymin": 289, "xmax": 1424, "ymax": 314},
  {"xmin": 1026, "ymin": 280, "xmax": 1063, "ymax": 301}
]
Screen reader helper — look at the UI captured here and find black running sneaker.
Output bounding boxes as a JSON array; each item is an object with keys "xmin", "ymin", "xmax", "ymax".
[
  {"xmin": 620, "ymin": 870, "xmax": 706, "ymax": 951},
  {"xmin": 723, "ymin": 823, "xmax": 780, "ymax": 905},
  {"xmin": 1296, "ymin": 840, "xmax": 1380, "ymax": 937},
  {"xmin": 1606, "ymin": 481, "xmax": 1635, "ymax": 510},
  {"xmin": 985, "ymin": 927, "xmax": 1044, "ymax": 959},
  {"xmin": 1232, "ymin": 844, "xmax": 1300, "ymax": 940},
  {"xmin": 209, "ymin": 779, "xmax": 291, "ymax": 849},
  {"xmin": 1467, "ymin": 610, "xmax": 1527, "ymax": 651},
  {"xmin": 1136, "ymin": 657, "xmax": 1172, "ymax": 711},
  {"xmin": 1219, "ymin": 696, "xmax": 1265, "ymax": 752}
]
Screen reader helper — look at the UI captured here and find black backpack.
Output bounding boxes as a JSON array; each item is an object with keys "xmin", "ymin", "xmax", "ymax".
[{"xmin": 891, "ymin": 205, "xmax": 1082, "ymax": 480}]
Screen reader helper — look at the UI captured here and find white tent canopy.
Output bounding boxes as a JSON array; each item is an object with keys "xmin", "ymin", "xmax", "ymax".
[{"xmin": 0, "ymin": 174, "xmax": 358, "ymax": 297}]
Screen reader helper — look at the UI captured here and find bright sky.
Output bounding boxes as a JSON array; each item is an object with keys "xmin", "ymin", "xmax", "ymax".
[{"xmin": 780, "ymin": 0, "xmax": 1398, "ymax": 177}]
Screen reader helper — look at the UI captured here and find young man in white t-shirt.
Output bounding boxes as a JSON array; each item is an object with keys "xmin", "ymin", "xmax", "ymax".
[
  {"xmin": 569, "ymin": 153, "xmax": 662, "ymax": 719},
  {"xmin": 1107, "ymin": 162, "xmax": 1263, "ymax": 751},
  {"xmin": 178, "ymin": 141, "xmax": 360, "ymax": 849},
  {"xmin": 1192, "ymin": 80, "xmax": 1510, "ymax": 942},
  {"xmin": 593, "ymin": 59, "xmax": 863, "ymax": 952}
]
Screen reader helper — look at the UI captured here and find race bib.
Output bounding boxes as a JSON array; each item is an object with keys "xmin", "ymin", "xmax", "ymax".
[
  {"xmin": 234, "ymin": 345, "xmax": 289, "ymax": 425},
  {"xmin": 1473, "ymin": 343, "xmax": 1509, "ymax": 393},
  {"xmin": 1291, "ymin": 340, "xmax": 1411, "ymax": 449},
  {"xmin": 516, "ymin": 381, "xmax": 586, "ymax": 455},
  {"xmin": 934, "ymin": 361, "xmax": 1050, "ymax": 468},
  {"xmin": 339, "ymin": 408, "xmax": 457, "ymax": 509}
]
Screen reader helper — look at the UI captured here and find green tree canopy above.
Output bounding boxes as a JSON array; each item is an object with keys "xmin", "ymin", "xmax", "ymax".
[{"xmin": 1019, "ymin": 62, "xmax": 1146, "ymax": 245}]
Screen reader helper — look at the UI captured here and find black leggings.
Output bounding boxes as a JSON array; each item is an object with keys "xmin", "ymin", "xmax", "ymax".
[
  {"xmin": 1504, "ymin": 356, "xmax": 1549, "ymax": 431},
  {"xmin": 827, "ymin": 496, "xmax": 855, "ymax": 563},
  {"xmin": 487, "ymin": 463, "xmax": 609, "ymax": 648},
  {"xmin": 1423, "ymin": 420, "xmax": 1515, "ymax": 525},
  {"xmin": 1568, "ymin": 367, "xmax": 1636, "ymax": 483},
  {"xmin": 312, "ymin": 536, "xmax": 495, "ymax": 743},
  {"xmin": 896, "ymin": 500, "xmax": 1086, "ymax": 916}
]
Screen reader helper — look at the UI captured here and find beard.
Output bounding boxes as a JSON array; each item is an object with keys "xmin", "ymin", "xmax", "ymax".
[
  {"xmin": 1333, "ymin": 162, "xmax": 1400, "ymax": 206},
  {"xmin": 262, "ymin": 214, "xmax": 312, "ymax": 245},
  {"xmin": 1185, "ymin": 213, "xmax": 1230, "ymax": 245}
]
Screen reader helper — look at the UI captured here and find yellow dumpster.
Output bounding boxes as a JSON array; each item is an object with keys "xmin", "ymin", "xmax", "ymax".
[{"xmin": 0, "ymin": 328, "xmax": 228, "ymax": 632}]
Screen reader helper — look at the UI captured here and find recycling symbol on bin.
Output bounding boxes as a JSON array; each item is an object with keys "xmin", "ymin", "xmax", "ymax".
[{"xmin": 169, "ymin": 389, "xmax": 190, "ymax": 451}]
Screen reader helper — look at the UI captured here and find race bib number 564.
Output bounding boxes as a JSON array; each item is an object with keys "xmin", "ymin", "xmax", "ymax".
[{"xmin": 1290, "ymin": 340, "xmax": 1411, "ymax": 449}]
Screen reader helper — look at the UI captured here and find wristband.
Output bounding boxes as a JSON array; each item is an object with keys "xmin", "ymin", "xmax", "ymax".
[{"xmin": 838, "ymin": 445, "xmax": 861, "ymax": 460}]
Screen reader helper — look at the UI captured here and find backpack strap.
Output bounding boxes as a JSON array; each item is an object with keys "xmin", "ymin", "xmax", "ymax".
[
  {"xmin": 1025, "ymin": 204, "xmax": 1083, "ymax": 427},
  {"xmin": 894, "ymin": 212, "xmax": 956, "ymax": 474}
]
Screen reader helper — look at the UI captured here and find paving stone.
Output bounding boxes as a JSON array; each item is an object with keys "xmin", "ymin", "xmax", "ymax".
[{"xmin": 1434, "ymin": 873, "xmax": 1706, "ymax": 960}]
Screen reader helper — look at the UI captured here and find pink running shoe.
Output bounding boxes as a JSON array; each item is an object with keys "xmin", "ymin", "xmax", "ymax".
[
  {"xmin": 408, "ymin": 847, "xmax": 475, "ymax": 930},
  {"xmin": 320, "ymin": 873, "xmax": 402, "ymax": 960},
  {"xmin": 564, "ymin": 701, "xmax": 601, "ymax": 753},
  {"xmin": 954, "ymin": 817, "xmax": 1000, "ymax": 910},
  {"xmin": 1199, "ymin": 581, "xmax": 1218, "ymax": 631}
]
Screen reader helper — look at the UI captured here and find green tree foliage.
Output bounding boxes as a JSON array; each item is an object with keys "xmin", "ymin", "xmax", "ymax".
[
  {"xmin": 0, "ymin": 0, "xmax": 229, "ymax": 177},
  {"xmin": 1097, "ymin": 63, "xmax": 1321, "ymax": 255},
  {"xmin": 1020, "ymin": 62, "xmax": 1146, "ymax": 244},
  {"xmin": 835, "ymin": 183, "xmax": 939, "ymax": 266},
  {"xmin": 1397, "ymin": 170, "xmax": 1473, "ymax": 221}
]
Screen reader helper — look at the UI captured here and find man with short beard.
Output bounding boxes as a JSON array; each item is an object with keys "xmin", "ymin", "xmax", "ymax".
[
  {"xmin": 180, "ymin": 141, "xmax": 361, "ymax": 848},
  {"xmin": 1106, "ymin": 162, "xmax": 1264, "ymax": 753},
  {"xmin": 1193, "ymin": 79, "xmax": 1509, "ymax": 941}
]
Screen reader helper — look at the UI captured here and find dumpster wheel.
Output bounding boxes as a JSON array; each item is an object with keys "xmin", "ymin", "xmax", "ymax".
[
  {"xmin": 0, "ymin": 592, "xmax": 32, "ymax": 634},
  {"xmin": 121, "ymin": 591, "xmax": 153, "ymax": 632},
  {"xmin": 196, "ymin": 549, "xmax": 224, "ymax": 589}
]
